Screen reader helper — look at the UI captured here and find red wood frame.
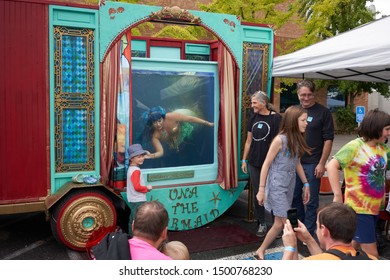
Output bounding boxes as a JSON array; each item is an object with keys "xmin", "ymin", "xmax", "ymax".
[{"xmin": 0, "ymin": 0, "xmax": 49, "ymax": 204}]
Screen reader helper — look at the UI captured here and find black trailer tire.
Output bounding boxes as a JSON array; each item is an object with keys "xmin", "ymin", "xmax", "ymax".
[{"xmin": 50, "ymin": 189, "xmax": 117, "ymax": 251}]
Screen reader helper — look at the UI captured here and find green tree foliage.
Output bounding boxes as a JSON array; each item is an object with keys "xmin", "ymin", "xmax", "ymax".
[
  {"xmin": 334, "ymin": 105, "xmax": 356, "ymax": 134},
  {"xmin": 337, "ymin": 81, "xmax": 389, "ymax": 106},
  {"xmin": 293, "ymin": 0, "xmax": 389, "ymax": 104},
  {"xmin": 316, "ymin": 79, "xmax": 389, "ymax": 108},
  {"xmin": 152, "ymin": 25, "xmax": 215, "ymax": 40},
  {"xmin": 153, "ymin": 25, "xmax": 198, "ymax": 40},
  {"xmin": 131, "ymin": 22, "xmax": 155, "ymax": 36},
  {"xmin": 185, "ymin": 26, "xmax": 216, "ymax": 40},
  {"xmin": 293, "ymin": 0, "xmax": 374, "ymax": 49},
  {"xmin": 199, "ymin": 0, "xmax": 296, "ymax": 29}
]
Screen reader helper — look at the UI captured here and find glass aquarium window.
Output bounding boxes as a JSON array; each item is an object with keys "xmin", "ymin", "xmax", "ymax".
[
  {"xmin": 132, "ymin": 69, "xmax": 215, "ymax": 166},
  {"xmin": 117, "ymin": 59, "xmax": 219, "ymax": 185}
]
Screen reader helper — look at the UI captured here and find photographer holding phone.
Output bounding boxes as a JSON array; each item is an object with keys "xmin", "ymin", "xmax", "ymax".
[{"xmin": 282, "ymin": 202, "xmax": 377, "ymax": 260}]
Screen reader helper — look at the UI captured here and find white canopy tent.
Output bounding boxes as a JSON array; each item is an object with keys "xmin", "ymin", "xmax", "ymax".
[{"xmin": 273, "ymin": 16, "xmax": 390, "ymax": 84}]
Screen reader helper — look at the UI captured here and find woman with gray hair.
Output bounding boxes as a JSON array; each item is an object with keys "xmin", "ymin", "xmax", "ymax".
[{"xmin": 241, "ymin": 91, "xmax": 282, "ymax": 238}]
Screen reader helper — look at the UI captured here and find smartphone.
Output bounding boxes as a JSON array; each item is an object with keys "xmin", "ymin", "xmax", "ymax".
[{"xmin": 287, "ymin": 208, "xmax": 298, "ymax": 228}]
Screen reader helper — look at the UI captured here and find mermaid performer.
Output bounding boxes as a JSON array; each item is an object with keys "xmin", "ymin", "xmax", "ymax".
[{"xmin": 141, "ymin": 106, "xmax": 214, "ymax": 159}]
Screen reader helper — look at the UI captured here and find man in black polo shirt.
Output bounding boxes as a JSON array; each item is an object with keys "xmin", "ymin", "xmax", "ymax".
[{"xmin": 292, "ymin": 80, "xmax": 334, "ymax": 237}]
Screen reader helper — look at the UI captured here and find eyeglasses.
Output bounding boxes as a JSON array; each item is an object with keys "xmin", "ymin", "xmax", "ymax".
[{"xmin": 298, "ymin": 93, "xmax": 314, "ymax": 98}]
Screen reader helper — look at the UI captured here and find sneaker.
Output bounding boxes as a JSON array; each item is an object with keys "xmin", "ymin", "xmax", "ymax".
[{"xmin": 256, "ymin": 223, "xmax": 267, "ymax": 238}]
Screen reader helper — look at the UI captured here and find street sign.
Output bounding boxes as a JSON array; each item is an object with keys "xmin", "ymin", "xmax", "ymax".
[{"xmin": 356, "ymin": 106, "xmax": 365, "ymax": 123}]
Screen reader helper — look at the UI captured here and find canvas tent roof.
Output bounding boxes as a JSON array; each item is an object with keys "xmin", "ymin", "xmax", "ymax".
[{"xmin": 273, "ymin": 16, "xmax": 390, "ymax": 84}]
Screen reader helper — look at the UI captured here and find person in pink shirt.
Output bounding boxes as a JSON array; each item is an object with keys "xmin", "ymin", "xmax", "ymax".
[
  {"xmin": 129, "ymin": 201, "xmax": 172, "ymax": 260},
  {"xmin": 127, "ymin": 144, "xmax": 152, "ymax": 235}
]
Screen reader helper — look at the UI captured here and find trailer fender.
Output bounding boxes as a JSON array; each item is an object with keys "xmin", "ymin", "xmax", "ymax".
[{"xmin": 44, "ymin": 181, "xmax": 124, "ymax": 217}]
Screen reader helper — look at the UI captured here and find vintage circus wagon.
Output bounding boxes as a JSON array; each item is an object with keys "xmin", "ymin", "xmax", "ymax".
[{"xmin": 0, "ymin": 0, "xmax": 274, "ymax": 250}]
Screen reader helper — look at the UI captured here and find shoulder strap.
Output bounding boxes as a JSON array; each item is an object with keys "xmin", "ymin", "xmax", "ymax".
[
  {"xmin": 351, "ymin": 249, "xmax": 371, "ymax": 260},
  {"xmin": 325, "ymin": 248, "xmax": 371, "ymax": 260},
  {"xmin": 325, "ymin": 248, "xmax": 347, "ymax": 259}
]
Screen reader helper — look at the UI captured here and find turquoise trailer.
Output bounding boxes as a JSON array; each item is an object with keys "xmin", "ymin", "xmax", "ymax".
[{"xmin": 0, "ymin": 0, "xmax": 274, "ymax": 251}]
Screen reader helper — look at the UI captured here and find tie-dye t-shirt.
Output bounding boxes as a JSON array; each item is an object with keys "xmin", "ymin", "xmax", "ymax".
[{"xmin": 334, "ymin": 138, "xmax": 390, "ymax": 215}]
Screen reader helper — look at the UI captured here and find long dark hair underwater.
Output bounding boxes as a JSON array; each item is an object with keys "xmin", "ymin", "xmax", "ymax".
[
  {"xmin": 279, "ymin": 105, "xmax": 311, "ymax": 158},
  {"xmin": 139, "ymin": 106, "xmax": 166, "ymax": 143}
]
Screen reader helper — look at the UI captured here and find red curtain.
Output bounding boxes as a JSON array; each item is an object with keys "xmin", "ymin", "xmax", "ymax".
[
  {"xmin": 100, "ymin": 42, "xmax": 121, "ymax": 185},
  {"xmin": 216, "ymin": 43, "xmax": 239, "ymax": 190}
]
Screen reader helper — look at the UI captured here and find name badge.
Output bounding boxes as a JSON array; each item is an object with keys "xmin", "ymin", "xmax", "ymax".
[
  {"xmin": 307, "ymin": 116, "xmax": 313, "ymax": 122},
  {"xmin": 258, "ymin": 123, "xmax": 263, "ymax": 129}
]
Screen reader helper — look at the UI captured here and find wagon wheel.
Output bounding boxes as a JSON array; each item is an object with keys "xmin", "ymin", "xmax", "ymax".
[{"xmin": 50, "ymin": 189, "xmax": 117, "ymax": 251}]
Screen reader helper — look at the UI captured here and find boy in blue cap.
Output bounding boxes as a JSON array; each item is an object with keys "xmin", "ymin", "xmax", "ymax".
[{"xmin": 127, "ymin": 144, "xmax": 152, "ymax": 236}]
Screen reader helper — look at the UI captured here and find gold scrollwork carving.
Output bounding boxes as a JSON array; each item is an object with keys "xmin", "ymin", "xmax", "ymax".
[{"xmin": 150, "ymin": 6, "xmax": 201, "ymax": 24}]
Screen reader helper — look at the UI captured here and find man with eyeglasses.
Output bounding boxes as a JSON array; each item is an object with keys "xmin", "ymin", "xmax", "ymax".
[{"xmin": 292, "ymin": 80, "xmax": 334, "ymax": 238}]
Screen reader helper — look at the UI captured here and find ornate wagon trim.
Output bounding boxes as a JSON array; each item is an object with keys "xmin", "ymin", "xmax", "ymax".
[{"xmin": 149, "ymin": 6, "xmax": 201, "ymax": 24}]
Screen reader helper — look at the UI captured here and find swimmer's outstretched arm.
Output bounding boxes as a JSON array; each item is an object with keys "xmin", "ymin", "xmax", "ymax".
[
  {"xmin": 145, "ymin": 133, "xmax": 164, "ymax": 159},
  {"xmin": 167, "ymin": 112, "xmax": 214, "ymax": 127}
]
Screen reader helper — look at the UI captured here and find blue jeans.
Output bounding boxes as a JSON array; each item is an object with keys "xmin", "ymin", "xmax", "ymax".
[{"xmin": 292, "ymin": 163, "xmax": 320, "ymax": 236}]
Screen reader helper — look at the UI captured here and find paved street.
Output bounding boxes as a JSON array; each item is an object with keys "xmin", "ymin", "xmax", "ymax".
[{"xmin": 0, "ymin": 212, "xmax": 87, "ymax": 260}]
